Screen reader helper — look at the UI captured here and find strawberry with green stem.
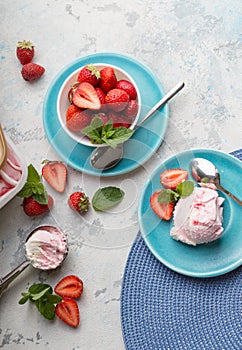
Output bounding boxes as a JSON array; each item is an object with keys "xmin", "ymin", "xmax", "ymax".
[{"xmin": 16, "ymin": 40, "xmax": 34, "ymax": 65}]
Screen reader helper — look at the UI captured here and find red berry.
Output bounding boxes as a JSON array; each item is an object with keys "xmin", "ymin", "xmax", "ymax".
[
  {"xmin": 150, "ymin": 190, "xmax": 174, "ymax": 221},
  {"xmin": 116, "ymin": 79, "xmax": 137, "ymax": 100},
  {"xmin": 55, "ymin": 298, "xmax": 80, "ymax": 328},
  {"xmin": 23, "ymin": 195, "xmax": 53, "ymax": 216},
  {"xmin": 68, "ymin": 191, "xmax": 89, "ymax": 214},
  {"xmin": 21, "ymin": 62, "xmax": 45, "ymax": 82},
  {"xmin": 54, "ymin": 275, "xmax": 83, "ymax": 299},
  {"xmin": 160, "ymin": 169, "xmax": 188, "ymax": 190},
  {"xmin": 95, "ymin": 87, "xmax": 107, "ymax": 111},
  {"xmin": 16, "ymin": 40, "xmax": 34, "ymax": 65},
  {"xmin": 77, "ymin": 64, "xmax": 100, "ymax": 86},
  {"xmin": 42, "ymin": 161, "xmax": 67, "ymax": 193},
  {"xmin": 99, "ymin": 67, "xmax": 117, "ymax": 93},
  {"xmin": 72, "ymin": 82, "xmax": 101, "ymax": 110},
  {"xmin": 105, "ymin": 88, "xmax": 129, "ymax": 112},
  {"xmin": 123, "ymin": 99, "xmax": 139, "ymax": 119},
  {"xmin": 66, "ymin": 105, "xmax": 91, "ymax": 132}
]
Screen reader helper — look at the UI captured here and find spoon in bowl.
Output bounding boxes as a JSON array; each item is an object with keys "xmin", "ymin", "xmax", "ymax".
[
  {"xmin": 190, "ymin": 157, "xmax": 242, "ymax": 205},
  {"xmin": 90, "ymin": 81, "xmax": 185, "ymax": 170},
  {"xmin": 0, "ymin": 225, "xmax": 68, "ymax": 296}
]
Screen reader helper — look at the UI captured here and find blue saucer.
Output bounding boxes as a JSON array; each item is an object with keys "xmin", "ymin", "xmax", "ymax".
[
  {"xmin": 42, "ymin": 52, "xmax": 168, "ymax": 177},
  {"xmin": 138, "ymin": 148, "xmax": 242, "ymax": 277}
]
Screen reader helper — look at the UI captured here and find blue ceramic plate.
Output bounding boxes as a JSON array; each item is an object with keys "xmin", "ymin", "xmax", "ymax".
[
  {"xmin": 43, "ymin": 52, "xmax": 168, "ymax": 177},
  {"xmin": 138, "ymin": 148, "xmax": 242, "ymax": 277}
]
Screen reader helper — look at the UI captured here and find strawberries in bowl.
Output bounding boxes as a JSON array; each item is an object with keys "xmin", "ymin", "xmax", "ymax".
[{"xmin": 57, "ymin": 63, "xmax": 141, "ymax": 147}]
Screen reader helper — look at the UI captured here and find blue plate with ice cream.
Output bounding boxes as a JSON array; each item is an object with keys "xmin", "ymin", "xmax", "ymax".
[{"xmin": 138, "ymin": 148, "xmax": 242, "ymax": 278}]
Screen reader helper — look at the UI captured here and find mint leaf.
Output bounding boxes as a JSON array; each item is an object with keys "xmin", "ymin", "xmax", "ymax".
[
  {"xmin": 17, "ymin": 164, "xmax": 48, "ymax": 204},
  {"xmin": 19, "ymin": 283, "xmax": 61, "ymax": 321},
  {"xmin": 27, "ymin": 164, "xmax": 41, "ymax": 183},
  {"xmin": 92, "ymin": 186, "xmax": 125, "ymax": 211},
  {"xmin": 82, "ymin": 116, "xmax": 134, "ymax": 147},
  {"xmin": 158, "ymin": 189, "xmax": 178, "ymax": 203},
  {"xmin": 176, "ymin": 181, "xmax": 194, "ymax": 198}
]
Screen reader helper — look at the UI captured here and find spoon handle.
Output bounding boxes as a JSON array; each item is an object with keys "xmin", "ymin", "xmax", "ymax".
[
  {"xmin": 133, "ymin": 81, "xmax": 185, "ymax": 131},
  {"xmin": 0, "ymin": 260, "xmax": 30, "ymax": 296},
  {"xmin": 216, "ymin": 183, "xmax": 242, "ymax": 206}
]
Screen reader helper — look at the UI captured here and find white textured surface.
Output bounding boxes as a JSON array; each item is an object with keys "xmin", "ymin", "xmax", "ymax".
[{"xmin": 0, "ymin": 1, "xmax": 241, "ymax": 349}]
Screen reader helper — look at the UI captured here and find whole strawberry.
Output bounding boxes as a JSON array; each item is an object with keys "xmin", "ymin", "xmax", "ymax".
[
  {"xmin": 77, "ymin": 64, "xmax": 100, "ymax": 86},
  {"xmin": 105, "ymin": 88, "xmax": 130, "ymax": 112},
  {"xmin": 16, "ymin": 40, "xmax": 34, "ymax": 65},
  {"xmin": 21, "ymin": 62, "xmax": 45, "ymax": 81},
  {"xmin": 66, "ymin": 105, "xmax": 91, "ymax": 132},
  {"xmin": 99, "ymin": 67, "xmax": 117, "ymax": 93},
  {"xmin": 23, "ymin": 195, "xmax": 54, "ymax": 216},
  {"xmin": 116, "ymin": 79, "xmax": 137, "ymax": 100},
  {"xmin": 68, "ymin": 192, "xmax": 89, "ymax": 214}
]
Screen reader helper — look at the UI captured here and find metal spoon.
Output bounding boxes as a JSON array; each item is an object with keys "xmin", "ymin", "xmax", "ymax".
[
  {"xmin": 90, "ymin": 81, "xmax": 185, "ymax": 170},
  {"xmin": 190, "ymin": 157, "xmax": 242, "ymax": 206},
  {"xmin": 0, "ymin": 225, "xmax": 68, "ymax": 296}
]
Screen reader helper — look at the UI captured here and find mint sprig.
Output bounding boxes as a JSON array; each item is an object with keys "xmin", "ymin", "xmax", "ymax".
[
  {"xmin": 158, "ymin": 180, "xmax": 194, "ymax": 204},
  {"xmin": 82, "ymin": 117, "xmax": 134, "ymax": 148},
  {"xmin": 17, "ymin": 164, "xmax": 48, "ymax": 204},
  {"xmin": 92, "ymin": 186, "xmax": 125, "ymax": 211},
  {"xmin": 19, "ymin": 283, "xmax": 62, "ymax": 320}
]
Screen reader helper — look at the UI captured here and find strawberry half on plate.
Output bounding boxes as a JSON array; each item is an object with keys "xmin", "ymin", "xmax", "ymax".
[{"xmin": 72, "ymin": 82, "xmax": 101, "ymax": 110}]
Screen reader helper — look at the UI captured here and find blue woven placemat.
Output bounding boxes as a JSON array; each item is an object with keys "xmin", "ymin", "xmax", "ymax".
[{"xmin": 121, "ymin": 150, "xmax": 242, "ymax": 350}]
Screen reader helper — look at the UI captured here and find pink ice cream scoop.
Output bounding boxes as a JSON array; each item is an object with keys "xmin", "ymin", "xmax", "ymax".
[{"xmin": 170, "ymin": 187, "xmax": 224, "ymax": 246}]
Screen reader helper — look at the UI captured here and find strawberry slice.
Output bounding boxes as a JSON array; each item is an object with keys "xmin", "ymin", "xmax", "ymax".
[
  {"xmin": 72, "ymin": 82, "xmax": 101, "ymax": 110},
  {"xmin": 54, "ymin": 275, "xmax": 83, "ymax": 299},
  {"xmin": 55, "ymin": 298, "xmax": 80, "ymax": 327},
  {"xmin": 150, "ymin": 190, "xmax": 175, "ymax": 221},
  {"xmin": 160, "ymin": 168, "xmax": 188, "ymax": 190},
  {"xmin": 42, "ymin": 161, "xmax": 67, "ymax": 193}
]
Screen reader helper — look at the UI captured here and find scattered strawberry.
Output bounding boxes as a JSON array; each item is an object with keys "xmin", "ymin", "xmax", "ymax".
[
  {"xmin": 95, "ymin": 87, "xmax": 107, "ymax": 111},
  {"xmin": 55, "ymin": 298, "xmax": 80, "ymax": 328},
  {"xmin": 68, "ymin": 191, "xmax": 89, "ymax": 214},
  {"xmin": 42, "ymin": 160, "xmax": 67, "ymax": 193},
  {"xmin": 160, "ymin": 168, "xmax": 188, "ymax": 190},
  {"xmin": 21, "ymin": 62, "xmax": 45, "ymax": 81},
  {"xmin": 23, "ymin": 195, "xmax": 54, "ymax": 216},
  {"xmin": 105, "ymin": 88, "xmax": 130, "ymax": 112},
  {"xmin": 150, "ymin": 190, "xmax": 174, "ymax": 221},
  {"xmin": 68, "ymin": 82, "xmax": 80, "ymax": 103},
  {"xmin": 54, "ymin": 275, "xmax": 83, "ymax": 299},
  {"xmin": 66, "ymin": 105, "xmax": 91, "ymax": 132},
  {"xmin": 116, "ymin": 79, "xmax": 137, "ymax": 100},
  {"xmin": 72, "ymin": 82, "xmax": 101, "ymax": 110},
  {"xmin": 77, "ymin": 64, "xmax": 100, "ymax": 86},
  {"xmin": 123, "ymin": 99, "xmax": 139, "ymax": 118},
  {"xmin": 16, "ymin": 40, "xmax": 34, "ymax": 65},
  {"xmin": 99, "ymin": 67, "xmax": 117, "ymax": 93}
]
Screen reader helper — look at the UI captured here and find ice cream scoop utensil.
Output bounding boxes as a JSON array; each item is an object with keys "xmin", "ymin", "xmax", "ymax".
[
  {"xmin": 190, "ymin": 158, "xmax": 242, "ymax": 206},
  {"xmin": 0, "ymin": 225, "xmax": 68, "ymax": 296},
  {"xmin": 90, "ymin": 81, "xmax": 185, "ymax": 170},
  {"xmin": 0, "ymin": 124, "xmax": 7, "ymax": 169}
]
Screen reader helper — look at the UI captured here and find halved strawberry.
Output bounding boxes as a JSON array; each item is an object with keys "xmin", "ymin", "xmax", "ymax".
[
  {"xmin": 66, "ymin": 105, "xmax": 91, "ymax": 132},
  {"xmin": 42, "ymin": 161, "xmax": 67, "ymax": 193},
  {"xmin": 72, "ymin": 82, "xmax": 101, "ymax": 110},
  {"xmin": 55, "ymin": 298, "xmax": 80, "ymax": 327},
  {"xmin": 54, "ymin": 275, "xmax": 83, "ymax": 299},
  {"xmin": 105, "ymin": 88, "xmax": 130, "ymax": 112},
  {"xmin": 99, "ymin": 67, "xmax": 117, "ymax": 93},
  {"xmin": 150, "ymin": 190, "xmax": 174, "ymax": 221},
  {"xmin": 160, "ymin": 168, "xmax": 188, "ymax": 190},
  {"xmin": 116, "ymin": 79, "xmax": 137, "ymax": 100}
]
